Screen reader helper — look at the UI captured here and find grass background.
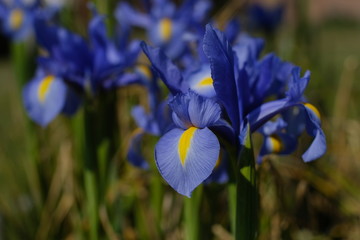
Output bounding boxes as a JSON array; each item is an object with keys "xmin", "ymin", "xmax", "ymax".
[{"xmin": 0, "ymin": 0, "xmax": 360, "ymax": 239}]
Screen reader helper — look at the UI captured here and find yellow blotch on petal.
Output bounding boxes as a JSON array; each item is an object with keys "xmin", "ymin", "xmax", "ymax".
[
  {"xmin": 137, "ymin": 65, "xmax": 152, "ymax": 80},
  {"xmin": 178, "ymin": 127, "xmax": 197, "ymax": 166},
  {"xmin": 38, "ymin": 47, "xmax": 49, "ymax": 57},
  {"xmin": 159, "ymin": 18, "xmax": 172, "ymax": 41},
  {"xmin": 197, "ymin": 77, "xmax": 213, "ymax": 87},
  {"xmin": 304, "ymin": 103, "xmax": 321, "ymax": 119},
  {"xmin": 269, "ymin": 135, "xmax": 283, "ymax": 153},
  {"xmin": 214, "ymin": 148, "xmax": 222, "ymax": 169},
  {"xmin": 10, "ymin": 8, "xmax": 24, "ymax": 30},
  {"xmin": 38, "ymin": 75, "xmax": 55, "ymax": 102}
]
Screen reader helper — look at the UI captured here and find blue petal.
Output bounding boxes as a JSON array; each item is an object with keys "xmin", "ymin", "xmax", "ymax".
[
  {"xmin": 115, "ymin": 2, "xmax": 151, "ymax": 29},
  {"xmin": 187, "ymin": 64, "xmax": 216, "ymax": 98},
  {"xmin": 169, "ymin": 91, "xmax": 221, "ymax": 129},
  {"xmin": 190, "ymin": 0, "xmax": 212, "ymax": 23},
  {"xmin": 224, "ymin": 19, "xmax": 241, "ymax": 44},
  {"xmin": 187, "ymin": 92, "xmax": 221, "ymax": 128},
  {"xmin": 301, "ymin": 104, "xmax": 326, "ymax": 162},
  {"xmin": 61, "ymin": 86, "xmax": 81, "ymax": 116},
  {"xmin": 23, "ymin": 74, "xmax": 66, "ymax": 127},
  {"xmin": 141, "ymin": 42, "xmax": 186, "ymax": 95},
  {"xmin": 287, "ymin": 67, "xmax": 310, "ymax": 101},
  {"xmin": 233, "ymin": 34, "xmax": 264, "ymax": 70},
  {"xmin": 203, "ymin": 24, "xmax": 241, "ymax": 132},
  {"xmin": 108, "ymin": 73, "xmax": 142, "ymax": 89},
  {"xmin": 248, "ymin": 99, "xmax": 289, "ymax": 132},
  {"xmin": 257, "ymin": 133, "xmax": 297, "ymax": 164},
  {"xmin": 249, "ymin": 101, "xmax": 326, "ymax": 162},
  {"xmin": 155, "ymin": 127, "xmax": 220, "ymax": 197},
  {"xmin": 248, "ymin": 3, "xmax": 284, "ymax": 32},
  {"xmin": 132, "ymin": 106, "xmax": 161, "ymax": 136},
  {"xmin": 127, "ymin": 129, "xmax": 149, "ymax": 169}
]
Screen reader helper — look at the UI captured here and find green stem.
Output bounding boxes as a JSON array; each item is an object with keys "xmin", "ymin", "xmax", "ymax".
[
  {"xmin": 228, "ymin": 183, "xmax": 237, "ymax": 235},
  {"xmin": 150, "ymin": 172, "xmax": 164, "ymax": 238},
  {"xmin": 85, "ymin": 170, "xmax": 99, "ymax": 240},
  {"xmin": 11, "ymin": 42, "xmax": 43, "ymax": 211},
  {"xmin": 83, "ymin": 107, "xmax": 99, "ymax": 240},
  {"xmin": 184, "ymin": 185, "xmax": 203, "ymax": 240},
  {"xmin": 234, "ymin": 127, "xmax": 258, "ymax": 240},
  {"xmin": 11, "ymin": 42, "xmax": 33, "ymax": 86}
]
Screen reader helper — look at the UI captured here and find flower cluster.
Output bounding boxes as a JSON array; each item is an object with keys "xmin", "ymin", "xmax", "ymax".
[
  {"xmin": 10, "ymin": 0, "xmax": 325, "ymax": 197},
  {"xmin": 140, "ymin": 23, "xmax": 326, "ymax": 197}
]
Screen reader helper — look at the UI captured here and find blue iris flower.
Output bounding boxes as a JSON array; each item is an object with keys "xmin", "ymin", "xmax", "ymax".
[
  {"xmin": 34, "ymin": 11, "xmax": 141, "ymax": 92},
  {"xmin": 248, "ymin": 2, "xmax": 284, "ymax": 33},
  {"xmin": 23, "ymin": 10, "xmax": 141, "ymax": 126},
  {"xmin": 126, "ymin": 64, "xmax": 174, "ymax": 168},
  {"xmin": 155, "ymin": 91, "xmax": 222, "ymax": 197},
  {"xmin": 0, "ymin": 0, "xmax": 39, "ymax": 40},
  {"xmin": 204, "ymin": 25, "xmax": 326, "ymax": 162},
  {"xmin": 146, "ymin": 24, "xmax": 326, "ymax": 197},
  {"xmin": 116, "ymin": 0, "xmax": 212, "ymax": 60},
  {"xmin": 141, "ymin": 41, "xmax": 216, "ymax": 99},
  {"xmin": 257, "ymin": 118, "xmax": 297, "ymax": 163},
  {"xmin": 22, "ymin": 67, "xmax": 80, "ymax": 126}
]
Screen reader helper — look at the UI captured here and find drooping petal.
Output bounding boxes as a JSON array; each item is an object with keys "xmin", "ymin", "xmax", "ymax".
[
  {"xmin": 249, "ymin": 101, "xmax": 326, "ymax": 162},
  {"xmin": 257, "ymin": 133, "xmax": 298, "ymax": 163},
  {"xmin": 127, "ymin": 128, "xmax": 149, "ymax": 169},
  {"xmin": 248, "ymin": 99, "xmax": 289, "ymax": 132},
  {"xmin": 22, "ymin": 74, "xmax": 66, "ymax": 127},
  {"xmin": 155, "ymin": 127, "xmax": 220, "ymax": 197},
  {"xmin": 301, "ymin": 103, "xmax": 326, "ymax": 162},
  {"xmin": 132, "ymin": 106, "xmax": 161, "ymax": 136}
]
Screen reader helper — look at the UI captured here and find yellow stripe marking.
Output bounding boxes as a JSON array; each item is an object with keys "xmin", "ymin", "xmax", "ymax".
[
  {"xmin": 159, "ymin": 18, "xmax": 172, "ymax": 41},
  {"xmin": 137, "ymin": 65, "xmax": 152, "ymax": 80},
  {"xmin": 178, "ymin": 127, "xmax": 197, "ymax": 166},
  {"xmin": 214, "ymin": 148, "xmax": 222, "ymax": 169},
  {"xmin": 10, "ymin": 9, "xmax": 24, "ymax": 30},
  {"xmin": 197, "ymin": 77, "xmax": 213, "ymax": 87},
  {"xmin": 269, "ymin": 135, "xmax": 283, "ymax": 153},
  {"xmin": 38, "ymin": 47, "xmax": 49, "ymax": 57},
  {"xmin": 304, "ymin": 103, "xmax": 321, "ymax": 119},
  {"xmin": 38, "ymin": 75, "xmax": 55, "ymax": 102}
]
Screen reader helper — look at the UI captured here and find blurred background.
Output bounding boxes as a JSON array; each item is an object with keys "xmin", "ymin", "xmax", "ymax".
[{"xmin": 0, "ymin": 0, "xmax": 360, "ymax": 239}]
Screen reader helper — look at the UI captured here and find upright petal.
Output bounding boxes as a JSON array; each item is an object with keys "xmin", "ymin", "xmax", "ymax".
[
  {"xmin": 203, "ymin": 24, "xmax": 241, "ymax": 132},
  {"xmin": 169, "ymin": 91, "xmax": 221, "ymax": 129},
  {"xmin": 141, "ymin": 42, "xmax": 187, "ymax": 95}
]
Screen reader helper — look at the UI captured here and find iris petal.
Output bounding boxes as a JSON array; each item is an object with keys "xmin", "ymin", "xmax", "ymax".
[
  {"xmin": 169, "ymin": 91, "xmax": 221, "ymax": 129},
  {"xmin": 155, "ymin": 127, "xmax": 220, "ymax": 197},
  {"xmin": 23, "ymin": 74, "xmax": 66, "ymax": 127},
  {"xmin": 127, "ymin": 129, "xmax": 149, "ymax": 169},
  {"xmin": 302, "ymin": 105, "xmax": 326, "ymax": 162},
  {"xmin": 141, "ymin": 42, "xmax": 186, "ymax": 95},
  {"xmin": 203, "ymin": 24, "xmax": 241, "ymax": 132}
]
